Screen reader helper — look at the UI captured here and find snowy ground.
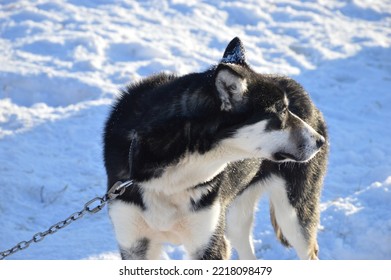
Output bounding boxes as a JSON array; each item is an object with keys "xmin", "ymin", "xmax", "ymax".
[{"xmin": 0, "ymin": 0, "xmax": 390, "ymax": 260}]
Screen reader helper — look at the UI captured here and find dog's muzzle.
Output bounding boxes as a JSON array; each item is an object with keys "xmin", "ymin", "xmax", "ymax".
[{"xmin": 274, "ymin": 134, "xmax": 326, "ymax": 163}]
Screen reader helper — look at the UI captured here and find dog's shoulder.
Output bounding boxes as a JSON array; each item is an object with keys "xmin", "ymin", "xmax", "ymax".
[{"xmin": 115, "ymin": 72, "xmax": 179, "ymax": 110}]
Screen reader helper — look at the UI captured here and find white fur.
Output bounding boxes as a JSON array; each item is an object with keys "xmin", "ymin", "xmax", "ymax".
[
  {"xmin": 108, "ymin": 200, "xmax": 166, "ymax": 259},
  {"xmin": 141, "ymin": 183, "xmax": 215, "ymax": 231},
  {"xmin": 109, "ymin": 193, "xmax": 222, "ymax": 259},
  {"xmin": 222, "ymin": 120, "xmax": 291, "ymax": 159},
  {"xmin": 141, "ymin": 149, "xmax": 229, "ymax": 195},
  {"xmin": 182, "ymin": 202, "xmax": 222, "ymax": 258},
  {"xmin": 226, "ymin": 185, "xmax": 264, "ymax": 259},
  {"xmin": 227, "ymin": 175, "xmax": 315, "ymax": 260}
]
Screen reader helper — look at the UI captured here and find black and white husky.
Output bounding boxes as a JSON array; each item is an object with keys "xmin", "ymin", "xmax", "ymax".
[{"xmin": 103, "ymin": 37, "xmax": 328, "ymax": 260}]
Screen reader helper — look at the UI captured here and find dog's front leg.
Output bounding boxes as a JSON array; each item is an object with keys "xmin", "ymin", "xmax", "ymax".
[
  {"xmin": 108, "ymin": 200, "xmax": 162, "ymax": 260},
  {"xmin": 191, "ymin": 232, "xmax": 230, "ymax": 260},
  {"xmin": 181, "ymin": 202, "xmax": 231, "ymax": 260}
]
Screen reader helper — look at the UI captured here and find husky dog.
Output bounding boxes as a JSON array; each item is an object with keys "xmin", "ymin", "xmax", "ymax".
[{"xmin": 103, "ymin": 37, "xmax": 328, "ymax": 260}]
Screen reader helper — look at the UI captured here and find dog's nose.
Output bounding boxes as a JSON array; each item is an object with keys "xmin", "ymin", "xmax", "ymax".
[{"xmin": 316, "ymin": 136, "xmax": 326, "ymax": 149}]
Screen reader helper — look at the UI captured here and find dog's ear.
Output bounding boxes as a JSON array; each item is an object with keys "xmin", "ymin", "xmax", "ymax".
[
  {"xmin": 215, "ymin": 64, "xmax": 248, "ymax": 111},
  {"xmin": 221, "ymin": 37, "xmax": 246, "ymax": 65}
]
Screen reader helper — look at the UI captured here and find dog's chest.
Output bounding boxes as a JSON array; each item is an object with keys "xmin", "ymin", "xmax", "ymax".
[
  {"xmin": 141, "ymin": 185, "xmax": 213, "ymax": 232},
  {"xmin": 136, "ymin": 147, "xmax": 228, "ymax": 233}
]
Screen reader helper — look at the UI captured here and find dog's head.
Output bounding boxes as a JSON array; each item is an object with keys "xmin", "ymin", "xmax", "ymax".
[{"xmin": 216, "ymin": 37, "xmax": 325, "ymax": 163}]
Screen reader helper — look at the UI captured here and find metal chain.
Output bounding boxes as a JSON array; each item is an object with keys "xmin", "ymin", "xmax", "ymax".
[{"xmin": 0, "ymin": 180, "xmax": 133, "ymax": 260}]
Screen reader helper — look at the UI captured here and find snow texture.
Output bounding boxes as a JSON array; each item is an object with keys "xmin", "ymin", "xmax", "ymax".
[{"xmin": 0, "ymin": 0, "xmax": 390, "ymax": 260}]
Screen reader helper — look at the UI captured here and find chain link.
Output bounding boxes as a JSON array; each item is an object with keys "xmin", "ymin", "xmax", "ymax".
[{"xmin": 0, "ymin": 180, "xmax": 133, "ymax": 260}]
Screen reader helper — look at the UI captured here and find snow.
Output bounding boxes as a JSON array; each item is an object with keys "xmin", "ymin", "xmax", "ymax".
[{"xmin": 1, "ymin": 0, "xmax": 390, "ymax": 260}]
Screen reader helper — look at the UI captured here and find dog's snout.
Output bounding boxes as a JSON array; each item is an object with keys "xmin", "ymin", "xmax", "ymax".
[{"xmin": 316, "ymin": 136, "xmax": 325, "ymax": 149}]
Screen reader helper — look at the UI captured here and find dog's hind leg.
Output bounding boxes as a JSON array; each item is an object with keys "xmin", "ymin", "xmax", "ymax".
[
  {"xmin": 269, "ymin": 203, "xmax": 291, "ymax": 248},
  {"xmin": 119, "ymin": 238, "xmax": 163, "ymax": 260},
  {"xmin": 266, "ymin": 175, "xmax": 319, "ymax": 260},
  {"xmin": 108, "ymin": 200, "xmax": 163, "ymax": 259},
  {"xmin": 226, "ymin": 186, "xmax": 264, "ymax": 260}
]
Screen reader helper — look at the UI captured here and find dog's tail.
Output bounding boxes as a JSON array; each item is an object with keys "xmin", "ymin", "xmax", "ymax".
[{"xmin": 269, "ymin": 202, "xmax": 291, "ymax": 248}]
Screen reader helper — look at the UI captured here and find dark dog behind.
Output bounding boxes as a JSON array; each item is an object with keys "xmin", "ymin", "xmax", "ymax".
[{"xmin": 103, "ymin": 37, "xmax": 328, "ymax": 259}]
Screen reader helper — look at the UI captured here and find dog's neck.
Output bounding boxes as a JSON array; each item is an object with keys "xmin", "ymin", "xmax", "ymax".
[{"xmin": 139, "ymin": 143, "xmax": 246, "ymax": 195}]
